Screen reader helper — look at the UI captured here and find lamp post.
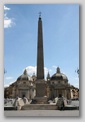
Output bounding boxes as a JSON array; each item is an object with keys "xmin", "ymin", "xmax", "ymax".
[
  {"xmin": 77, "ymin": 68, "xmax": 79, "ymax": 78},
  {"xmin": 75, "ymin": 68, "xmax": 79, "ymax": 78},
  {"xmin": 4, "ymin": 68, "xmax": 7, "ymax": 74}
]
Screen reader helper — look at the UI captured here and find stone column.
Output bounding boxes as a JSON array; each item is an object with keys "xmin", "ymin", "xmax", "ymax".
[
  {"xmin": 70, "ymin": 89, "xmax": 73, "ymax": 99},
  {"xmin": 57, "ymin": 90, "xmax": 58, "ymax": 97},
  {"xmin": 65, "ymin": 90, "xmax": 67, "ymax": 98}
]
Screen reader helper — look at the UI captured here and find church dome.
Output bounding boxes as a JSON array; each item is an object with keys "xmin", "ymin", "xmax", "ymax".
[
  {"xmin": 17, "ymin": 69, "xmax": 30, "ymax": 81},
  {"xmin": 51, "ymin": 67, "xmax": 68, "ymax": 81}
]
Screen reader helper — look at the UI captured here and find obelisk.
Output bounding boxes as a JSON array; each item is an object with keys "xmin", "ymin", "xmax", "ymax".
[
  {"xmin": 37, "ymin": 13, "xmax": 44, "ymax": 79},
  {"xmin": 35, "ymin": 13, "xmax": 47, "ymax": 104}
]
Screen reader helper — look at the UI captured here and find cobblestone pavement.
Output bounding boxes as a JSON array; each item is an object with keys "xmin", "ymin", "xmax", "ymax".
[{"xmin": 4, "ymin": 110, "xmax": 79, "ymax": 117}]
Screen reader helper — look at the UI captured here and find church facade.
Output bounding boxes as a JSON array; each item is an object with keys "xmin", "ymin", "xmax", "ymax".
[
  {"xmin": 4, "ymin": 69, "xmax": 36, "ymax": 99},
  {"xmin": 4, "ymin": 68, "xmax": 79, "ymax": 100},
  {"xmin": 47, "ymin": 67, "xmax": 73, "ymax": 100}
]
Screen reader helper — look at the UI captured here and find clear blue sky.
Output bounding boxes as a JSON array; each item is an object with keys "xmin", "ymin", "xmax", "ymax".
[{"xmin": 4, "ymin": 4, "xmax": 79, "ymax": 88}]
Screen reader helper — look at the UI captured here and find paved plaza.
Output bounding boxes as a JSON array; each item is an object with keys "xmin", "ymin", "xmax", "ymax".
[
  {"xmin": 4, "ymin": 110, "xmax": 79, "ymax": 117},
  {"xmin": 4, "ymin": 99, "xmax": 79, "ymax": 116}
]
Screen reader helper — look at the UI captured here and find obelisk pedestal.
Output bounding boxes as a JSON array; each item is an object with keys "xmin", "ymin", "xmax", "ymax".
[{"xmin": 35, "ymin": 80, "xmax": 47, "ymax": 104}]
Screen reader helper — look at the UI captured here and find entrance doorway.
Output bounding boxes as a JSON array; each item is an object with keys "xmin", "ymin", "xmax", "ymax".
[
  {"xmin": 58, "ymin": 90, "xmax": 62, "ymax": 97},
  {"xmin": 22, "ymin": 92, "xmax": 26, "ymax": 98}
]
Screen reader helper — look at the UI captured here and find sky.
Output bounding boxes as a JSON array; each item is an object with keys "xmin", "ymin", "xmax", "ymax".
[{"xmin": 4, "ymin": 4, "xmax": 79, "ymax": 88}]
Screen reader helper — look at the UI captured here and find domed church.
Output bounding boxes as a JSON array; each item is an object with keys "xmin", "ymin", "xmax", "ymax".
[
  {"xmin": 4, "ymin": 69, "xmax": 36, "ymax": 99},
  {"xmin": 47, "ymin": 67, "xmax": 71, "ymax": 100}
]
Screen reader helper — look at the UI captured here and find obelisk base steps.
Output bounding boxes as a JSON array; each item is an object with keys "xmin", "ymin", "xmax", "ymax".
[{"xmin": 34, "ymin": 97, "xmax": 47, "ymax": 104}]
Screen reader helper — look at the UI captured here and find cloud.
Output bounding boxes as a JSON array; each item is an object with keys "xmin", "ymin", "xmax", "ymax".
[
  {"xmin": 4, "ymin": 18, "xmax": 14, "ymax": 28},
  {"xmin": 4, "ymin": 5, "xmax": 15, "ymax": 28},
  {"xmin": 44, "ymin": 67, "xmax": 49, "ymax": 76},
  {"xmin": 4, "ymin": 5, "xmax": 10, "ymax": 11},
  {"xmin": 24, "ymin": 66, "xmax": 50, "ymax": 78},
  {"xmin": 25, "ymin": 66, "xmax": 36, "ymax": 75},
  {"xmin": 5, "ymin": 77, "xmax": 14, "ymax": 80},
  {"xmin": 52, "ymin": 65, "xmax": 57, "ymax": 69}
]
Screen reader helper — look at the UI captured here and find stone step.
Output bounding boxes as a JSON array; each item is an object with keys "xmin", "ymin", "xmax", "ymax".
[
  {"xmin": 64, "ymin": 106, "xmax": 79, "ymax": 110},
  {"xmin": 4, "ymin": 106, "xmax": 17, "ymax": 111},
  {"xmin": 4, "ymin": 105, "xmax": 79, "ymax": 111},
  {"xmin": 21, "ymin": 104, "xmax": 57, "ymax": 110}
]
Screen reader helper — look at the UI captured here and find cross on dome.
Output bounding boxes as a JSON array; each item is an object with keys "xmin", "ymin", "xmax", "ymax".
[{"xmin": 39, "ymin": 12, "xmax": 42, "ymax": 18}]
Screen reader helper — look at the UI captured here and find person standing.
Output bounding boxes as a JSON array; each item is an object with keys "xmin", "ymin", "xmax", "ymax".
[{"xmin": 56, "ymin": 94, "xmax": 65, "ymax": 110}]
